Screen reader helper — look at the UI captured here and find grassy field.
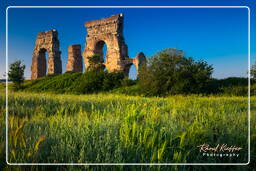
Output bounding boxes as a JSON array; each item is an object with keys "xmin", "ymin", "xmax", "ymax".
[{"xmin": 0, "ymin": 84, "xmax": 255, "ymax": 170}]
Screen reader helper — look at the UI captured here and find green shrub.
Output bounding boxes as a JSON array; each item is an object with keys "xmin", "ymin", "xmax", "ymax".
[
  {"xmin": 217, "ymin": 77, "xmax": 249, "ymax": 87},
  {"xmin": 71, "ymin": 71, "xmax": 106, "ymax": 94},
  {"xmin": 138, "ymin": 48, "xmax": 213, "ymax": 96},
  {"xmin": 121, "ymin": 77, "xmax": 137, "ymax": 87},
  {"xmin": 221, "ymin": 86, "xmax": 248, "ymax": 96},
  {"xmin": 102, "ymin": 71, "xmax": 124, "ymax": 91}
]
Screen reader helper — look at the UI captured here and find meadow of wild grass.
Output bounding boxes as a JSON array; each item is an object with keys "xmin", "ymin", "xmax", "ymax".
[{"xmin": 0, "ymin": 84, "xmax": 255, "ymax": 170}]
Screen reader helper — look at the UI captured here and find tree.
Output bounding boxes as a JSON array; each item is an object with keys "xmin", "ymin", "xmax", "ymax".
[
  {"xmin": 138, "ymin": 48, "xmax": 213, "ymax": 96},
  {"xmin": 87, "ymin": 55, "xmax": 105, "ymax": 72},
  {"xmin": 8, "ymin": 60, "xmax": 25, "ymax": 90}
]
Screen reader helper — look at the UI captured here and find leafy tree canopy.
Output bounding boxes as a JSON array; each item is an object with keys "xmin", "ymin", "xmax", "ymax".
[
  {"xmin": 138, "ymin": 48, "xmax": 213, "ymax": 96},
  {"xmin": 8, "ymin": 60, "xmax": 26, "ymax": 90}
]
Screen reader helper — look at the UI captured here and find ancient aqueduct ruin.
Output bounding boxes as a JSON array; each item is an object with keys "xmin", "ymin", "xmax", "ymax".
[{"xmin": 31, "ymin": 14, "xmax": 146, "ymax": 80}]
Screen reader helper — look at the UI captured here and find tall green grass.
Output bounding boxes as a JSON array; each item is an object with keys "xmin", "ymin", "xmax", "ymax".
[
  {"xmin": 0, "ymin": 91, "xmax": 253, "ymax": 163},
  {"xmin": 0, "ymin": 84, "xmax": 255, "ymax": 170}
]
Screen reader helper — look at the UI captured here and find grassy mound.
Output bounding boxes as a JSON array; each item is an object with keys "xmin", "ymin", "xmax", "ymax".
[
  {"xmin": 23, "ymin": 71, "xmax": 126, "ymax": 94},
  {"xmin": 24, "ymin": 72, "xmax": 82, "ymax": 93}
]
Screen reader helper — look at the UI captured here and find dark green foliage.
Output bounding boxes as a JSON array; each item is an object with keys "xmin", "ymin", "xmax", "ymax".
[
  {"xmin": 221, "ymin": 84, "xmax": 256, "ymax": 96},
  {"xmin": 138, "ymin": 48, "xmax": 213, "ymax": 96},
  {"xmin": 25, "ymin": 72, "xmax": 82, "ymax": 93},
  {"xmin": 72, "ymin": 71, "xmax": 106, "ymax": 94},
  {"xmin": 217, "ymin": 77, "xmax": 249, "ymax": 87},
  {"xmin": 121, "ymin": 77, "xmax": 137, "ymax": 87},
  {"xmin": 87, "ymin": 55, "xmax": 105, "ymax": 72},
  {"xmin": 204, "ymin": 77, "xmax": 255, "ymax": 96},
  {"xmin": 111, "ymin": 84, "xmax": 142, "ymax": 96},
  {"xmin": 72, "ymin": 71, "xmax": 125, "ymax": 93},
  {"xmin": 221, "ymin": 86, "xmax": 248, "ymax": 96},
  {"xmin": 19, "ymin": 49, "xmax": 253, "ymax": 97},
  {"xmin": 102, "ymin": 71, "xmax": 124, "ymax": 91},
  {"xmin": 8, "ymin": 60, "xmax": 25, "ymax": 90},
  {"xmin": 23, "ymin": 71, "xmax": 126, "ymax": 94}
]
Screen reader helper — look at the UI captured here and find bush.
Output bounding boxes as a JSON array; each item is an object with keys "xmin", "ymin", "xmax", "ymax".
[
  {"xmin": 203, "ymin": 77, "xmax": 254, "ymax": 96},
  {"xmin": 102, "ymin": 71, "xmax": 124, "ymax": 91},
  {"xmin": 121, "ymin": 77, "xmax": 137, "ymax": 87},
  {"xmin": 217, "ymin": 77, "xmax": 249, "ymax": 87},
  {"xmin": 221, "ymin": 86, "xmax": 248, "ymax": 96},
  {"xmin": 71, "ymin": 71, "xmax": 106, "ymax": 94},
  {"xmin": 219, "ymin": 83, "xmax": 256, "ymax": 96},
  {"xmin": 138, "ymin": 48, "xmax": 213, "ymax": 96},
  {"xmin": 71, "ymin": 71, "xmax": 125, "ymax": 93}
]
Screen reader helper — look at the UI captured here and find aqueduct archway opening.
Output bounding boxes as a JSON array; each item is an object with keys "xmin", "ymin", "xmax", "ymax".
[
  {"xmin": 125, "ymin": 64, "xmax": 137, "ymax": 80},
  {"xmin": 94, "ymin": 40, "xmax": 107, "ymax": 64},
  {"xmin": 37, "ymin": 48, "xmax": 48, "ymax": 76}
]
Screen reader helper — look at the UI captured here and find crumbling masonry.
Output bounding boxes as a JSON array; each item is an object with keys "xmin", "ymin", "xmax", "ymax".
[
  {"xmin": 83, "ymin": 14, "xmax": 146, "ymax": 76},
  {"xmin": 31, "ymin": 30, "xmax": 62, "ymax": 80},
  {"xmin": 66, "ymin": 45, "xmax": 83, "ymax": 72},
  {"xmin": 31, "ymin": 14, "xmax": 146, "ymax": 79}
]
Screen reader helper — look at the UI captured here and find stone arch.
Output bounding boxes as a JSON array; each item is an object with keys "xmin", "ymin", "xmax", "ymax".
[
  {"xmin": 83, "ymin": 14, "xmax": 146, "ymax": 75},
  {"xmin": 133, "ymin": 52, "xmax": 147, "ymax": 72},
  {"xmin": 123, "ymin": 52, "xmax": 146, "ymax": 77},
  {"xmin": 124, "ymin": 63, "xmax": 133, "ymax": 77},
  {"xmin": 83, "ymin": 14, "xmax": 129, "ymax": 72},
  {"xmin": 124, "ymin": 63, "xmax": 138, "ymax": 79},
  {"xmin": 31, "ymin": 30, "xmax": 62, "ymax": 80}
]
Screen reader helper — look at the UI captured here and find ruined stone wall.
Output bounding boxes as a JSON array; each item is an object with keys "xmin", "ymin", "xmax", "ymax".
[
  {"xmin": 66, "ymin": 44, "xmax": 83, "ymax": 72},
  {"xmin": 31, "ymin": 14, "xmax": 146, "ymax": 80},
  {"xmin": 83, "ymin": 14, "xmax": 146, "ymax": 75},
  {"xmin": 31, "ymin": 30, "xmax": 62, "ymax": 80},
  {"xmin": 83, "ymin": 14, "xmax": 129, "ymax": 72},
  {"xmin": 123, "ymin": 52, "xmax": 146, "ymax": 76}
]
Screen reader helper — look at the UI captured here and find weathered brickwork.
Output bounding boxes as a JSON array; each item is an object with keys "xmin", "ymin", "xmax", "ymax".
[
  {"xmin": 83, "ymin": 14, "xmax": 146, "ymax": 76},
  {"xmin": 31, "ymin": 14, "xmax": 146, "ymax": 79},
  {"xmin": 66, "ymin": 44, "xmax": 83, "ymax": 72},
  {"xmin": 31, "ymin": 30, "xmax": 62, "ymax": 80}
]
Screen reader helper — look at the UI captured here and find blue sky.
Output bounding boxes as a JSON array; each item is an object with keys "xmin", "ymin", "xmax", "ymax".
[{"xmin": 0, "ymin": 0, "xmax": 255, "ymax": 79}]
